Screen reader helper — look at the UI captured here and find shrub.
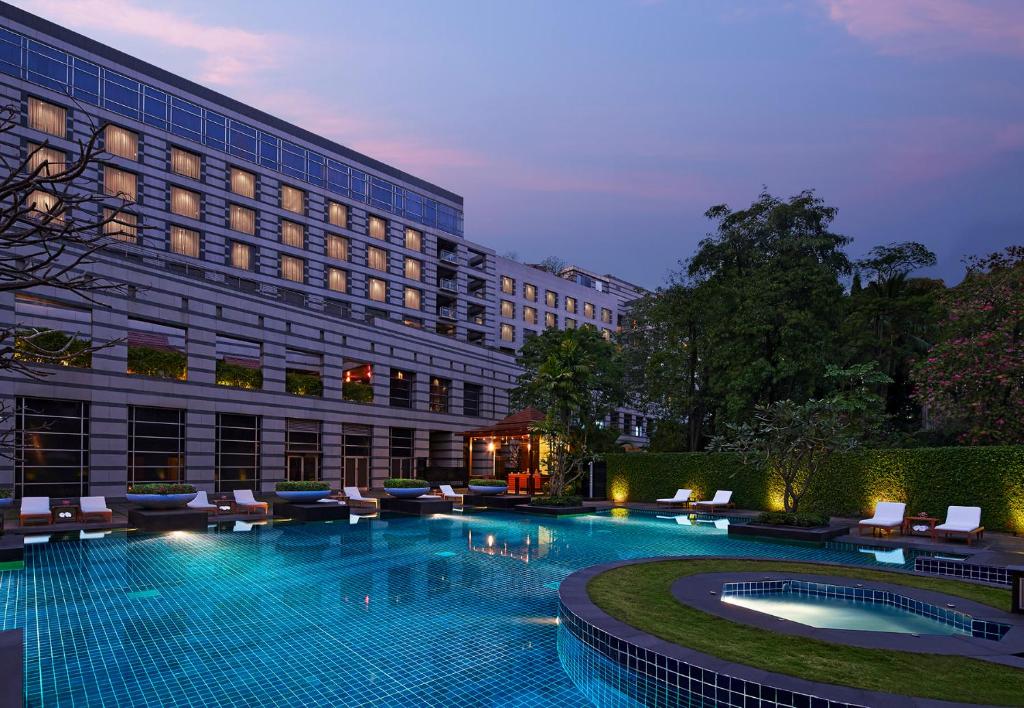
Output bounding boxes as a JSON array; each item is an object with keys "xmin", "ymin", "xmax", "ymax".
[
  {"xmin": 15, "ymin": 329, "xmax": 92, "ymax": 368},
  {"xmin": 343, "ymin": 381, "xmax": 373, "ymax": 403},
  {"xmin": 128, "ymin": 345, "xmax": 187, "ymax": 379},
  {"xmin": 531, "ymin": 494, "xmax": 583, "ymax": 507},
  {"xmin": 755, "ymin": 511, "xmax": 831, "ymax": 528},
  {"xmin": 0, "ymin": 487, "xmax": 12, "ymax": 499},
  {"xmin": 275, "ymin": 481, "xmax": 330, "ymax": 491},
  {"xmin": 468, "ymin": 478, "xmax": 507, "ymax": 486},
  {"xmin": 285, "ymin": 371, "xmax": 322, "ymax": 397},
  {"xmin": 128, "ymin": 483, "xmax": 196, "ymax": 495},
  {"xmin": 383, "ymin": 478, "xmax": 430, "ymax": 488},
  {"xmin": 216, "ymin": 359, "xmax": 263, "ymax": 389}
]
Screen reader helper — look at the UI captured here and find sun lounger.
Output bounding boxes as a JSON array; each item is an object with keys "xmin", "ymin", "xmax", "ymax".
[
  {"xmin": 858, "ymin": 502, "xmax": 906, "ymax": 536},
  {"xmin": 691, "ymin": 490, "xmax": 733, "ymax": 513},
  {"xmin": 19, "ymin": 497, "xmax": 51, "ymax": 526},
  {"xmin": 79, "ymin": 496, "xmax": 113, "ymax": 523},
  {"xmin": 187, "ymin": 490, "xmax": 217, "ymax": 511},
  {"xmin": 439, "ymin": 484, "xmax": 464, "ymax": 502},
  {"xmin": 343, "ymin": 486, "xmax": 379, "ymax": 509},
  {"xmin": 656, "ymin": 489, "xmax": 692, "ymax": 506},
  {"xmin": 232, "ymin": 489, "xmax": 269, "ymax": 515},
  {"xmin": 934, "ymin": 506, "xmax": 984, "ymax": 545}
]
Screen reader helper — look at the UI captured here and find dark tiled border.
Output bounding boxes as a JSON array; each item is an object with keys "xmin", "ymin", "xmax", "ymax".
[{"xmin": 915, "ymin": 557, "xmax": 1011, "ymax": 586}]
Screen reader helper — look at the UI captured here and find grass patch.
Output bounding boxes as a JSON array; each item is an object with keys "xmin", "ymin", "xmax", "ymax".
[{"xmin": 588, "ymin": 559, "xmax": 1020, "ymax": 706}]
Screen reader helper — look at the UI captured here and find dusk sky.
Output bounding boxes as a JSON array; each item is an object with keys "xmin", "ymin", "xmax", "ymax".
[{"xmin": 15, "ymin": 0, "xmax": 1024, "ymax": 287}]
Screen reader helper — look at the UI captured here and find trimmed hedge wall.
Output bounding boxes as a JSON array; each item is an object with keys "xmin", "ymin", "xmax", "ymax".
[{"xmin": 606, "ymin": 446, "xmax": 1024, "ymax": 532}]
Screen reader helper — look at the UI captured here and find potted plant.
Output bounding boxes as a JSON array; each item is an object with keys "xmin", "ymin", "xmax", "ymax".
[
  {"xmin": 468, "ymin": 478, "xmax": 507, "ymax": 496},
  {"xmin": 275, "ymin": 480, "xmax": 331, "ymax": 502},
  {"xmin": 383, "ymin": 478, "xmax": 431, "ymax": 498},
  {"xmin": 0, "ymin": 487, "xmax": 12, "ymax": 509},
  {"xmin": 126, "ymin": 483, "xmax": 197, "ymax": 509}
]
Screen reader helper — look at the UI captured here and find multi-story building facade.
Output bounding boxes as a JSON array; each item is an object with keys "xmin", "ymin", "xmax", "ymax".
[{"xmin": 0, "ymin": 5, "xmax": 646, "ymax": 499}]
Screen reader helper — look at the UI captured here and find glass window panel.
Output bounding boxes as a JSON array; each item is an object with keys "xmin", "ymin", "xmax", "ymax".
[
  {"xmin": 501, "ymin": 276, "xmax": 514, "ymax": 294},
  {"xmin": 404, "ymin": 228, "xmax": 422, "ymax": 252},
  {"xmin": 500, "ymin": 324, "xmax": 514, "ymax": 342},
  {"xmin": 307, "ymin": 152, "xmax": 325, "ymax": 187},
  {"xmin": 281, "ymin": 254, "xmax": 304, "ymax": 283},
  {"xmin": 169, "ymin": 226, "xmax": 200, "ymax": 258},
  {"xmin": 367, "ymin": 246, "xmax": 388, "ymax": 272},
  {"xmin": 327, "ymin": 159, "xmax": 349, "ymax": 194},
  {"xmin": 104, "ymin": 165, "xmax": 137, "ymax": 201},
  {"xmin": 230, "ymin": 168, "xmax": 256, "ymax": 198},
  {"xmin": 404, "ymin": 287, "xmax": 421, "ymax": 310},
  {"xmin": 368, "ymin": 215, "xmax": 387, "ymax": 240},
  {"xmin": 230, "ymin": 204, "xmax": 255, "ymax": 234},
  {"xmin": 27, "ymin": 190, "xmax": 63, "ymax": 222},
  {"xmin": 27, "ymin": 144, "xmax": 64, "ymax": 177},
  {"xmin": 281, "ymin": 140, "xmax": 305, "ymax": 178},
  {"xmin": 25, "ymin": 41, "xmax": 68, "ymax": 91},
  {"xmin": 170, "ymin": 186, "xmax": 200, "ymax": 220},
  {"xmin": 228, "ymin": 120, "xmax": 257, "ymax": 162},
  {"xmin": 351, "ymin": 170, "xmax": 367, "ymax": 200},
  {"xmin": 231, "ymin": 241, "xmax": 252, "ymax": 270},
  {"xmin": 281, "ymin": 220, "xmax": 304, "ymax": 248},
  {"xmin": 501, "ymin": 300, "xmax": 514, "ymax": 318},
  {"xmin": 143, "ymin": 86, "xmax": 168, "ymax": 129},
  {"xmin": 171, "ymin": 148, "xmax": 201, "ymax": 179},
  {"xmin": 104, "ymin": 125, "xmax": 137, "ymax": 160},
  {"xmin": 370, "ymin": 177, "xmax": 393, "ymax": 210},
  {"xmin": 368, "ymin": 278, "xmax": 386, "ymax": 302},
  {"xmin": 169, "ymin": 96, "xmax": 202, "ymax": 141},
  {"xmin": 0, "ymin": 28, "xmax": 22, "ymax": 78},
  {"xmin": 326, "ymin": 235, "xmax": 348, "ymax": 261},
  {"xmin": 205, "ymin": 111, "xmax": 227, "ymax": 150},
  {"xmin": 281, "ymin": 185, "xmax": 304, "ymax": 214},
  {"xmin": 328, "ymin": 201, "xmax": 348, "ymax": 228},
  {"xmin": 28, "ymin": 97, "xmax": 66, "ymax": 137},
  {"xmin": 404, "ymin": 257, "xmax": 421, "ymax": 281},
  {"xmin": 327, "ymin": 267, "xmax": 347, "ymax": 293},
  {"xmin": 103, "ymin": 208, "xmax": 138, "ymax": 244},
  {"xmin": 71, "ymin": 58, "xmax": 100, "ymax": 105},
  {"xmin": 259, "ymin": 132, "xmax": 279, "ymax": 169}
]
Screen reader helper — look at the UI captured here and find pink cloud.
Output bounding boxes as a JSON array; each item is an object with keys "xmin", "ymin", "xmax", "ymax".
[
  {"xmin": 820, "ymin": 0, "xmax": 1024, "ymax": 57},
  {"xmin": 19, "ymin": 0, "xmax": 290, "ymax": 85}
]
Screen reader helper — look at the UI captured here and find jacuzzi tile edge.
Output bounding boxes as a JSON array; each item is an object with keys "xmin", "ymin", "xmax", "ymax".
[{"xmin": 914, "ymin": 557, "xmax": 1011, "ymax": 587}]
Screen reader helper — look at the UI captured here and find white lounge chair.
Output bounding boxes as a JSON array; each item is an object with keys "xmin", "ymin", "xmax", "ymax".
[
  {"xmin": 691, "ymin": 490, "xmax": 733, "ymax": 513},
  {"xmin": 232, "ymin": 489, "xmax": 269, "ymax": 515},
  {"xmin": 858, "ymin": 502, "xmax": 906, "ymax": 537},
  {"xmin": 934, "ymin": 506, "xmax": 984, "ymax": 545},
  {"xmin": 19, "ymin": 497, "xmax": 51, "ymax": 526},
  {"xmin": 343, "ymin": 486, "xmax": 380, "ymax": 509},
  {"xmin": 79, "ymin": 496, "xmax": 113, "ymax": 523},
  {"xmin": 187, "ymin": 490, "xmax": 217, "ymax": 511},
  {"xmin": 656, "ymin": 489, "xmax": 692, "ymax": 506},
  {"xmin": 439, "ymin": 484, "xmax": 463, "ymax": 502}
]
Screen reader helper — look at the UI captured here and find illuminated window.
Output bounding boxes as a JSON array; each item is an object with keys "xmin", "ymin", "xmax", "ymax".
[
  {"xmin": 27, "ymin": 144, "xmax": 64, "ymax": 177},
  {"xmin": 545, "ymin": 312, "xmax": 557, "ymax": 329},
  {"xmin": 404, "ymin": 257, "xmax": 421, "ymax": 281},
  {"xmin": 368, "ymin": 246, "xmax": 388, "ymax": 272},
  {"xmin": 281, "ymin": 254, "xmax": 304, "ymax": 283},
  {"xmin": 231, "ymin": 242, "xmax": 252, "ymax": 270},
  {"xmin": 565, "ymin": 318, "xmax": 576, "ymax": 329},
  {"xmin": 230, "ymin": 168, "xmax": 256, "ymax": 198},
  {"xmin": 405, "ymin": 227, "xmax": 422, "ymax": 252},
  {"xmin": 230, "ymin": 204, "xmax": 255, "ymax": 234},
  {"xmin": 368, "ymin": 277, "xmax": 387, "ymax": 302},
  {"xmin": 28, "ymin": 97, "xmax": 65, "ymax": 137},
  {"xmin": 104, "ymin": 165, "xmax": 136, "ymax": 202},
  {"xmin": 601, "ymin": 307, "xmax": 612, "ymax": 324},
  {"xmin": 281, "ymin": 184, "xmax": 304, "ymax": 214},
  {"xmin": 523, "ymin": 306, "xmax": 537, "ymax": 325},
  {"xmin": 546, "ymin": 290, "xmax": 557, "ymax": 308},
  {"xmin": 500, "ymin": 276, "xmax": 514, "ymax": 294},
  {"xmin": 170, "ymin": 186, "xmax": 200, "ymax": 220},
  {"xmin": 501, "ymin": 300, "xmax": 514, "ymax": 318},
  {"xmin": 368, "ymin": 215, "xmax": 387, "ymax": 240},
  {"xmin": 103, "ymin": 209, "xmax": 137, "ymax": 243},
  {"xmin": 327, "ymin": 267, "xmax": 347, "ymax": 293},
  {"xmin": 500, "ymin": 323, "xmax": 514, "ymax": 342},
  {"xmin": 27, "ymin": 190, "xmax": 63, "ymax": 222},
  {"xmin": 171, "ymin": 148, "xmax": 201, "ymax": 179},
  {"xmin": 584, "ymin": 302, "xmax": 595, "ymax": 319},
  {"xmin": 281, "ymin": 220, "xmax": 304, "ymax": 248},
  {"xmin": 602, "ymin": 328, "xmax": 612, "ymax": 340},
  {"xmin": 404, "ymin": 287, "xmax": 421, "ymax": 310},
  {"xmin": 328, "ymin": 201, "xmax": 348, "ymax": 228},
  {"xmin": 524, "ymin": 283, "xmax": 537, "ymax": 302},
  {"xmin": 565, "ymin": 296, "xmax": 577, "ymax": 314},
  {"xmin": 104, "ymin": 125, "xmax": 138, "ymax": 160},
  {"xmin": 326, "ymin": 234, "xmax": 348, "ymax": 261},
  {"xmin": 169, "ymin": 226, "xmax": 200, "ymax": 258}
]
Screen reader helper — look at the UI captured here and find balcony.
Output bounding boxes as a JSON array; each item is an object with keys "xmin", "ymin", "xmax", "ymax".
[
  {"xmin": 438, "ymin": 305, "xmax": 457, "ymax": 320},
  {"xmin": 438, "ymin": 277, "xmax": 457, "ymax": 292},
  {"xmin": 438, "ymin": 249, "xmax": 458, "ymax": 264}
]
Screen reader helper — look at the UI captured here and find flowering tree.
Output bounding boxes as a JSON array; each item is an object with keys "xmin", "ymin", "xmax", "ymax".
[{"xmin": 912, "ymin": 247, "xmax": 1024, "ymax": 445}]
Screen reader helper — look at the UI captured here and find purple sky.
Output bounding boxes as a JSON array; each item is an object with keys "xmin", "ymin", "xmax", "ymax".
[{"xmin": 17, "ymin": 0, "xmax": 1024, "ymax": 287}]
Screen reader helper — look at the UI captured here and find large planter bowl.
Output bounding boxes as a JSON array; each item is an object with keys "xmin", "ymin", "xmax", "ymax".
[
  {"xmin": 276, "ymin": 490, "xmax": 331, "ymax": 503},
  {"xmin": 385, "ymin": 487, "xmax": 431, "ymax": 499},
  {"xmin": 0, "ymin": 498, "xmax": 12, "ymax": 509},
  {"xmin": 469, "ymin": 485, "xmax": 507, "ymax": 496},
  {"xmin": 126, "ymin": 492, "xmax": 197, "ymax": 510}
]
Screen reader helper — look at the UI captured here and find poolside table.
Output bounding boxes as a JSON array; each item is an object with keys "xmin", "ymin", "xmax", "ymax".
[
  {"xmin": 902, "ymin": 515, "xmax": 939, "ymax": 539},
  {"xmin": 52, "ymin": 500, "xmax": 79, "ymax": 523}
]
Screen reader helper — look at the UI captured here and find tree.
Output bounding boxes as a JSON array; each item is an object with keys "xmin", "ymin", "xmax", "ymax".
[
  {"xmin": 711, "ymin": 364, "xmax": 890, "ymax": 512},
  {"xmin": 511, "ymin": 327, "xmax": 625, "ymax": 498},
  {"xmin": 912, "ymin": 247, "xmax": 1024, "ymax": 445},
  {"xmin": 533, "ymin": 256, "xmax": 567, "ymax": 274}
]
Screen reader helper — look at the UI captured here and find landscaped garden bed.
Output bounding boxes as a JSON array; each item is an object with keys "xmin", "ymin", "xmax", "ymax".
[
  {"xmin": 516, "ymin": 494, "xmax": 591, "ymax": 516},
  {"xmin": 728, "ymin": 511, "xmax": 852, "ymax": 542}
]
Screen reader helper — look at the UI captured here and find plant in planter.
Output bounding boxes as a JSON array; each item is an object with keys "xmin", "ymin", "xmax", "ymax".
[
  {"xmin": 126, "ymin": 483, "xmax": 197, "ymax": 509},
  {"xmin": 216, "ymin": 359, "xmax": 263, "ymax": 389},
  {"xmin": 285, "ymin": 370, "xmax": 323, "ymax": 397},
  {"xmin": 275, "ymin": 480, "xmax": 332, "ymax": 502},
  {"xmin": 530, "ymin": 494, "xmax": 583, "ymax": 508},
  {"xmin": 128, "ymin": 345, "xmax": 187, "ymax": 380},
  {"xmin": 342, "ymin": 380, "xmax": 374, "ymax": 403},
  {"xmin": 0, "ymin": 486, "xmax": 12, "ymax": 509},
  {"xmin": 383, "ymin": 478, "xmax": 431, "ymax": 498},
  {"xmin": 15, "ymin": 329, "xmax": 93, "ymax": 368},
  {"xmin": 755, "ymin": 511, "xmax": 831, "ymax": 528},
  {"xmin": 468, "ymin": 478, "xmax": 507, "ymax": 495}
]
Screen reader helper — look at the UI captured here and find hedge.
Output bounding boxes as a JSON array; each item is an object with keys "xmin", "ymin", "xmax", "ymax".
[{"xmin": 605, "ymin": 446, "xmax": 1024, "ymax": 532}]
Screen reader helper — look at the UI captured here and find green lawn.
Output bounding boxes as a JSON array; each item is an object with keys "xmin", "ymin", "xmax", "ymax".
[{"xmin": 587, "ymin": 559, "xmax": 1021, "ymax": 706}]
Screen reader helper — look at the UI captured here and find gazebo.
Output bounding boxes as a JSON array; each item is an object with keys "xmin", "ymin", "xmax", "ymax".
[{"xmin": 461, "ymin": 407, "xmax": 548, "ymax": 495}]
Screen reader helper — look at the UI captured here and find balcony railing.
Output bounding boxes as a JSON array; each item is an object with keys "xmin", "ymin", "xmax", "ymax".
[
  {"xmin": 438, "ymin": 306, "xmax": 456, "ymax": 320},
  {"xmin": 439, "ymin": 250, "xmax": 458, "ymax": 264},
  {"xmin": 438, "ymin": 278, "xmax": 457, "ymax": 292}
]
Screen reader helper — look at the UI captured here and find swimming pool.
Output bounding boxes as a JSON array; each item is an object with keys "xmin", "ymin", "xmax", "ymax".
[{"xmin": 0, "ymin": 509, "xmax": 946, "ymax": 706}]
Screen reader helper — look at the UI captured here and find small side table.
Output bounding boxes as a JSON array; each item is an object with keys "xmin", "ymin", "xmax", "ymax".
[
  {"xmin": 212, "ymin": 498, "xmax": 235, "ymax": 515},
  {"xmin": 903, "ymin": 515, "xmax": 939, "ymax": 539},
  {"xmin": 52, "ymin": 502, "xmax": 80, "ymax": 523}
]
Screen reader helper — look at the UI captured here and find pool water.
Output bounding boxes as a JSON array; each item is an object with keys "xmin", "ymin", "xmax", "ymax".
[
  {"xmin": 722, "ymin": 592, "xmax": 965, "ymax": 636},
  {"xmin": 0, "ymin": 509, "xmax": 941, "ymax": 707}
]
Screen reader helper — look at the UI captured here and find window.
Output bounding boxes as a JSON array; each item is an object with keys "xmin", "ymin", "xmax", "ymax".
[
  {"xmin": 327, "ymin": 267, "xmax": 347, "ymax": 293},
  {"xmin": 546, "ymin": 290, "xmax": 557, "ymax": 308},
  {"xmin": 500, "ymin": 323, "xmax": 514, "ymax": 342},
  {"xmin": 429, "ymin": 377, "xmax": 450, "ymax": 413},
  {"xmin": 104, "ymin": 165, "xmax": 136, "ymax": 201},
  {"xmin": 281, "ymin": 184, "xmax": 304, "ymax": 214},
  {"xmin": 317, "ymin": 233, "xmax": 344, "ymax": 261},
  {"xmin": 524, "ymin": 283, "xmax": 537, "ymax": 302},
  {"xmin": 565, "ymin": 296, "xmax": 577, "ymax": 314},
  {"xmin": 565, "ymin": 318, "xmax": 576, "ymax": 329},
  {"xmin": 501, "ymin": 300, "xmax": 514, "ymax": 318},
  {"xmin": 216, "ymin": 335, "xmax": 262, "ymax": 389},
  {"xmin": 169, "ymin": 225, "xmax": 200, "ymax": 258},
  {"xmin": 127, "ymin": 319, "xmax": 187, "ymax": 380},
  {"xmin": 545, "ymin": 312, "xmax": 557, "ymax": 329},
  {"xmin": 404, "ymin": 287, "xmax": 421, "ymax": 310},
  {"xmin": 281, "ymin": 254, "xmax": 304, "ymax": 283},
  {"xmin": 281, "ymin": 220, "xmax": 304, "ymax": 248},
  {"xmin": 231, "ymin": 241, "xmax": 252, "ymax": 270},
  {"xmin": 129, "ymin": 406, "xmax": 185, "ymax": 485},
  {"xmin": 285, "ymin": 419, "xmax": 322, "ymax": 476},
  {"xmin": 230, "ymin": 204, "xmax": 255, "ymax": 234},
  {"xmin": 367, "ymin": 246, "xmax": 388, "ymax": 271},
  {"xmin": 27, "ymin": 190, "xmax": 63, "ymax": 222},
  {"xmin": 328, "ymin": 201, "xmax": 348, "ymax": 227},
  {"xmin": 230, "ymin": 167, "xmax": 256, "ymax": 198},
  {"xmin": 103, "ymin": 124, "xmax": 138, "ymax": 161},
  {"xmin": 389, "ymin": 370, "xmax": 415, "ymax": 408},
  {"xmin": 368, "ymin": 277, "xmax": 387, "ymax": 302},
  {"xmin": 500, "ymin": 276, "xmax": 515, "ymax": 294},
  {"xmin": 584, "ymin": 302, "xmax": 595, "ymax": 319},
  {"xmin": 15, "ymin": 397, "xmax": 88, "ymax": 498},
  {"xmin": 404, "ymin": 257, "xmax": 421, "ymax": 281},
  {"xmin": 26, "ymin": 144, "xmax": 64, "ymax": 177},
  {"xmin": 602, "ymin": 328, "xmax": 612, "ymax": 340},
  {"xmin": 368, "ymin": 215, "xmax": 387, "ymax": 239},
  {"xmin": 171, "ymin": 148, "xmax": 201, "ymax": 179},
  {"xmin": 343, "ymin": 363, "xmax": 373, "ymax": 404},
  {"xmin": 523, "ymin": 306, "xmax": 537, "ymax": 325},
  {"xmin": 405, "ymin": 227, "xmax": 422, "ymax": 252},
  {"xmin": 463, "ymin": 383, "xmax": 482, "ymax": 417},
  {"xmin": 389, "ymin": 427, "xmax": 414, "ymax": 477},
  {"xmin": 103, "ymin": 208, "xmax": 137, "ymax": 243},
  {"xmin": 215, "ymin": 413, "xmax": 260, "ymax": 492},
  {"xmin": 170, "ymin": 186, "xmax": 200, "ymax": 219},
  {"xmin": 28, "ymin": 97, "xmax": 65, "ymax": 137},
  {"xmin": 601, "ymin": 307, "xmax": 612, "ymax": 324}
]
